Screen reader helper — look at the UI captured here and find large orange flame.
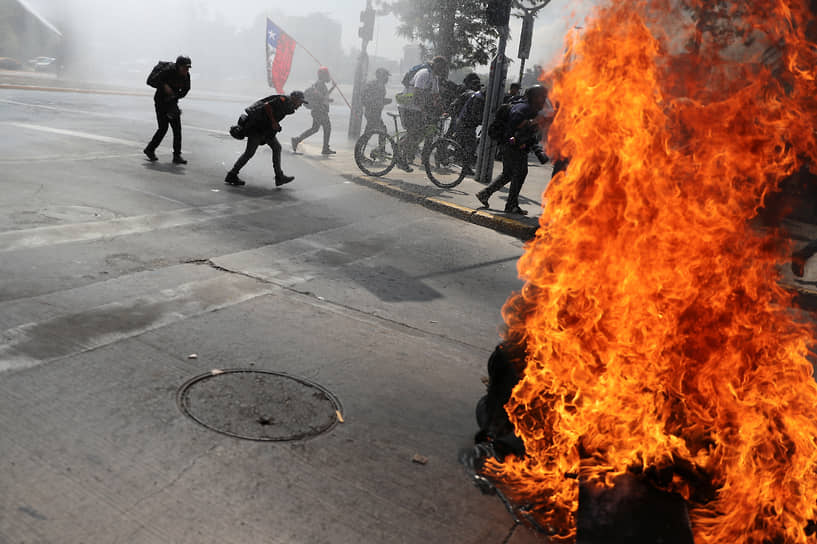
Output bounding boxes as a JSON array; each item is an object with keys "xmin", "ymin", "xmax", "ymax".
[{"xmin": 484, "ymin": 1, "xmax": 817, "ymax": 542}]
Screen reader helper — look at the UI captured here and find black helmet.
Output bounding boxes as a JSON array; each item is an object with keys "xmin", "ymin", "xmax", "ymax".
[
  {"xmin": 525, "ymin": 84, "xmax": 547, "ymax": 100},
  {"xmin": 290, "ymin": 90, "xmax": 307, "ymax": 104},
  {"xmin": 463, "ymin": 72, "xmax": 480, "ymax": 84},
  {"xmin": 175, "ymin": 55, "xmax": 192, "ymax": 68}
]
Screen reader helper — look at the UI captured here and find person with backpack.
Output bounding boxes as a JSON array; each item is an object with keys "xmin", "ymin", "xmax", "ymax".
[
  {"xmin": 449, "ymin": 73, "xmax": 484, "ymax": 176},
  {"xmin": 291, "ymin": 67, "xmax": 336, "ymax": 155},
  {"xmin": 476, "ymin": 85, "xmax": 551, "ymax": 215},
  {"xmin": 143, "ymin": 55, "xmax": 191, "ymax": 164},
  {"xmin": 224, "ymin": 91, "xmax": 307, "ymax": 187},
  {"xmin": 398, "ymin": 56, "xmax": 449, "ymax": 171}
]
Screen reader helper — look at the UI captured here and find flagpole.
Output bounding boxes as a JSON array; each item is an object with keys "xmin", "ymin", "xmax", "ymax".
[
  {"xmin": 293, "ymin": 41, "xmax": 352, "ymax": 110},
  {"xmin": 274, "ymin": 22, "xmax": 352, "ymax": 111}
]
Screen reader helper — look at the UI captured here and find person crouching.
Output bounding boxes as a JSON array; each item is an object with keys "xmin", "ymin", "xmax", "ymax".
[{"xmin": 225, "ymin": 91, "xmax": 306, "ymax": 187}]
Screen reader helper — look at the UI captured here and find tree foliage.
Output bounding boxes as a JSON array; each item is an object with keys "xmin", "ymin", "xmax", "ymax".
[{"xmin": 378, "ymin": 0, "xmax": 500, "ymax": 69}]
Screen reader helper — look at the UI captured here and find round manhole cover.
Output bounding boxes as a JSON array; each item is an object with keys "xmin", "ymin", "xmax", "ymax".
[{"xmin": 177, "ymin": 369, "xmax": 342, "ymax": 441}]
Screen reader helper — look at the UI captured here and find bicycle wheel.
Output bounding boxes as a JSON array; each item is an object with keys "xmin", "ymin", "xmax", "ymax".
[
  {"xmin": 354, "ymin": 130, "xmax": 397, "ymax": 177},
  {"xmin": 423, "ymin": 138, "xmax": 466, "ymax": 188}
]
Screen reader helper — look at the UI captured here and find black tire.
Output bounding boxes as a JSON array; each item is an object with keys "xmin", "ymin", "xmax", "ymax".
[
  {"xmin": 423, "ymin": 138, "xmax": 467, "ymax": 188},
  {"xmin": 354, "ymin": 129, "xmax": 397, "ymax": 177}
]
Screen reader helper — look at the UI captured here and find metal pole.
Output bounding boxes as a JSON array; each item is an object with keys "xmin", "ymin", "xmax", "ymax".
[
  {"xmin": 517, "ymin": 58, "xmax": 526, "ymax": 85},
  {"xmin": 348, "ymin": 50, "xmax": 368, "ymax": 139},
  {"xmin": 475, "ymin": 26, "xmax": 509, "ymax": 184},
  {"xmin": 348, "ymin": 1, "xmax": 373, "ymax": 140}
]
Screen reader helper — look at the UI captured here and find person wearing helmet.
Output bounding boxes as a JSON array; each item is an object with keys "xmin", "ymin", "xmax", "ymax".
[
  {"xmin": 224, "ymin": 91, "xmax": 306, "ymax": 187},
  {"xmin": 476, "ymin": 84, "xmax": 551, "ymax": 215},
  {"xmin": 291, "ymin": 67, "xmax": 336, "ymax": 155},
  {"xmin": 361, "ymin": 67, "xmax": 392, "ymax": 135},
  {"xmin": 144, "ymin": 55, "xmax": 191, "ymax": 164}
]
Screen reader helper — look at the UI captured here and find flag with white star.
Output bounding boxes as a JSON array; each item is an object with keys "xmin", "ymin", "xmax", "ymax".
[{"xmin": 266, "ymin": 18, "xmax": 295, "ymax": 92}]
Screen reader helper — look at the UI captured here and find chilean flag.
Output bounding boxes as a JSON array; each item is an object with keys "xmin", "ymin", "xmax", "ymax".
[{"xmin": 266, "ymin": 19, "xmax": 295, "ymax": 92}]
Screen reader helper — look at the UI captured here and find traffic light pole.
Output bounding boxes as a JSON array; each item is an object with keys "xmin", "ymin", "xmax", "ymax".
[
  {"xmin": 475, "ymin": 25, "xmax": 509, "ymax": 184},
  {"xmin": 515, "ymin": 2, "xmax": 550, "ymax": 84},
  {"xmin": 348, "ymin": 1, "xmax": 375, "ymax": 140}
]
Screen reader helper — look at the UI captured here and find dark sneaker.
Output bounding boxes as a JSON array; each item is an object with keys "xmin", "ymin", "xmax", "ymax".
[
  {"xmin": 504, "ymin": 206, "xmax": 528, "ymax": 215},
  {"xmin": 143, "ymin": 147, "xmax": 158, "ymax": 161},
  {"xmin": 291, "ymin": 138, "xmax": 299, "ymax": 152},
  {"xmin": 476, "ymin": 191, "xmax": 490, "ymax": 208},
  {"xmin": 224, "ymin": 172, "xmax": 245, "ymax": 186},
  {"xmin": 396, "ymin": 161, "xmax": 413, "ymax": 173},
  {"xmin": 275, "ymin": 174, "xmax": 295, "ymax": 187},
  {"xmin": 321, "ymin": 148, "xmax": 336, "ymax": 155},
  {"xmin": 463, "ymin": 166, "xmax": 476, "ymax": 176},
  {"xmin": 172, "ymin": 154, "xmax": 187, "ymax": 165}
]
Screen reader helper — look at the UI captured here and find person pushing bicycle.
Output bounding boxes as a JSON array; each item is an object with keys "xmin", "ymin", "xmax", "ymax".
[{"xmin": 398, "ymin": 56, "xmax": 449, "ymax": 171}]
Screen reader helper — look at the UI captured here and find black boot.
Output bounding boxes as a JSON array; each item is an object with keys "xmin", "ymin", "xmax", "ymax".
[
  {"xmin": 275, "ymin": 174, "xmax": 294, "ymax": 187},
  {"xmin": 225, "ymin": 172, "xmax": 245, "ymax": 186},
  {"xmin": 143, "ymin": 147, "xmax": 158, "ymax": 161},
  {"xmin": 172, "ymin": 154, "xmax": 187, "ymax": 165},
  {"xmin": 476, "ymin": 190, "xmax": 490, "ymax": 208}
]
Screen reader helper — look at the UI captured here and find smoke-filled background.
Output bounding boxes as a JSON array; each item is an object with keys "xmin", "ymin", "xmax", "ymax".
[{"xmin": 1, "ymin": 0, "xmax": 596, "ymax": 93}]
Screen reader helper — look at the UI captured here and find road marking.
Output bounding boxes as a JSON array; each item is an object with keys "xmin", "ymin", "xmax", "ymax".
[
  {"xmin": 5, "ymin": 121, "xmax": 142, "ymax": 146},
  {"xmin": 0, "ymin": 199, "xmax": 286, "ymax": 253},
  {"xmin": 0, "ymin": 273, "xmax": 278, "ymax": 373},
  {"xmin": 0, "ymin": 98, "xmax": 227, "ymax": 134}
]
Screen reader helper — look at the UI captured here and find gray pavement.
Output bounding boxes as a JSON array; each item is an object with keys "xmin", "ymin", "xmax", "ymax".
[
  {"xmin": 0, "ymin": 70, "xmax": 549, "ymax": 241},
  {"xmin": 0, "ymin": 75, "xmax": 546, "ymax": 543}
]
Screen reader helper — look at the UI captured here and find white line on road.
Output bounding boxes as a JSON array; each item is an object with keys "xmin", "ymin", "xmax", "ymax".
[
  {"xmin": 0, "ymin": 98, "xmax": 226, "ymax": 134},
  {"xmin": 5, "ymin": 121, "xmax": 143, "ymax": 146},
  {"xmin": 0, "ymin": 199, "xmax": 285, "ymax": 253}
]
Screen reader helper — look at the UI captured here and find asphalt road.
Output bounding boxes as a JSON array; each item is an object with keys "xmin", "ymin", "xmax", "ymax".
[{"xmin": 0, "ymin": 89, "xmax": 543, "ymax": 542}]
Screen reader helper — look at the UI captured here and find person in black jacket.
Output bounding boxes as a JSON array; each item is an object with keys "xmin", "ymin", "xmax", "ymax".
[
  {"xmin": 361, "ymin": 67, "xmax": 392, "ymax": 135},
  {"xmin": 225, "ymin": 91, "xmax": 307, "ymax": 187},
  {"xmin": 476, "ymin": 85, "xmax": 550, "ymax": 215},
  {"xmin": 450, "ymin": 73, "xmax": 483, "ymax": 176},
  {"xmin": 144, "ymin": 55, "xmax": 191, "ymax": 164}
]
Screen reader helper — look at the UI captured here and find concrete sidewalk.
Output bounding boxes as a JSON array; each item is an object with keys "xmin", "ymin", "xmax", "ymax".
[{"xmin": 287, "ymin": 137, "xmax": 550, "ymax": 241}]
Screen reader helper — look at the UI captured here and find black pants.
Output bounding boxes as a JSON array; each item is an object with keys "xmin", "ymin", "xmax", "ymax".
[
  {"xmin": 363, "ymin": 112, "xmax": 386, "ymax": 134},
  {"xmin": 146, "ymin": 101, "xmax": 182, "ymax": 155},
  {"xmin": 229, "ymin": 131, "xmax": 283, "ymax": 177},
  {"xmin": 482, "ymin": 145, "xmax": 528, "ymax": 211},
  {"xmin": 295, "ymin": 109, "xmax": 331, "ymax": 150},
  {"xmin": 363, "ymin": 113, "xmax": 387, "ymax": 149},
  {"xmin": 399, "ymin": 108, "xmax": 426, "ymax": 164},
  {"xmin": 454, "ymin": 124, "xmax": 479, "ymax": 167}
]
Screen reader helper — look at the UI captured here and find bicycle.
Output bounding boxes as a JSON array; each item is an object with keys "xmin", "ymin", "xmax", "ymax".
[{"xmin": 354, "ymin": 112, "xmax": 467, "ymax": 188}]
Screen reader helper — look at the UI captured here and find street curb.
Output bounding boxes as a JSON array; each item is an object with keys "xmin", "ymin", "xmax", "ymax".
[{"xmin": 341, "ymin": 173, "xmax": 538, "ymax": 241}]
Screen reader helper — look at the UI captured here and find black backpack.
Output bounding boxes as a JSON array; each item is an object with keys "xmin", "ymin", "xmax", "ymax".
[
  {"xmin": 146, "ymin": 60, "xmax": 173, "ymax": 88},
  {"xmin": 486, "ymin": 103, "xmax": 512, "ymax": 141}
]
